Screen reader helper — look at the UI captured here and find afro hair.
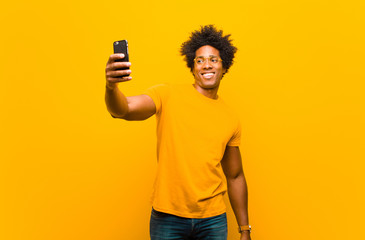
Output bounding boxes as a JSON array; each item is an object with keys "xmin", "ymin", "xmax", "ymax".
[{"xmin": 180, "ymin": 25, "xmax": 237, "ymax": 74}]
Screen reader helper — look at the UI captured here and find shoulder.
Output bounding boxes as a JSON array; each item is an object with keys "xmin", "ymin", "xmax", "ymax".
[
  {"xmin": 144, "ymin": 83, "xmax": 172, "ymax": 98},
  {"xmin": 145, "ymin": 83, "xmax": 170, "ymax": 92}
]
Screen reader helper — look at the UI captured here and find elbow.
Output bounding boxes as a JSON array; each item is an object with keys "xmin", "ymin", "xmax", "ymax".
[
  {"xmin": 109, "ymin": 111, "xmax": 127, "ymax": 119},
  {"xmin": 106, "ymin": 106, "xmax": 129, "ymax": 119},
  {"xmin": 110, "ymin": 113, "xmax": 121, "ymax": 119},
  {"xmin": 227, "ymin": 171, "xmax": 244, "ymax": 182},
  {"xmin": 234, "ymin": 172, "xmax": 244, "ymax": 180}
]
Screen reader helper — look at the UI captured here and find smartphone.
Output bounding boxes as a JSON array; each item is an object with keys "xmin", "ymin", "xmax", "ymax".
[{"xmin": 113, "ymin": 40, "xmax": 129, "ymax": 76}]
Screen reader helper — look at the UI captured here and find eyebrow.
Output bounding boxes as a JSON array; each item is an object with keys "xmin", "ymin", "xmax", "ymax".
[{"xmin": 196, "ymin": 55, "xmax": 218, "ymax": 58}]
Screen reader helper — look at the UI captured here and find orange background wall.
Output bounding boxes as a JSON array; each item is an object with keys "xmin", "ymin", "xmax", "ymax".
[{"xmin": 1, "ymin": 1, "xmax": 364, "ymax": 239}]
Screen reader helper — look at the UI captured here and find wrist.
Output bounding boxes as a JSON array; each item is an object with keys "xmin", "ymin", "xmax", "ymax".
[
  {"xmin": 240, "ymin": 231, "xmax": 251, "ymax": 240},
  {"xmin": 238, "ymin": 225, "xmax": 251, "ymax": 234},
  {"xmin": 241, "ymin": 230, "xmax": 251, "ymax": 235},
  {"xmin": 106, "ymin": 82, "xmax": 118, "ymax": 90}
]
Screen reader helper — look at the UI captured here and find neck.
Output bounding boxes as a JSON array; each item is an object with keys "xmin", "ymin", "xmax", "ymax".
[{"xmin": 193, "ymin": 84, "xmax": 219, "ymax": 100}]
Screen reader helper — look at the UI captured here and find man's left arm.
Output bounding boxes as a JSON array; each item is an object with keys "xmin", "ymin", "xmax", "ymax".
[{"xmin": 221, "ymin": 146, "xmax": 251, "ymax": 240}]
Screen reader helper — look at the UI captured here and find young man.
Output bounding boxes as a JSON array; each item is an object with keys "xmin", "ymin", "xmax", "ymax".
[{"xmin": 105, "ymin": 25, "xmax": 252, "ymax": 240}]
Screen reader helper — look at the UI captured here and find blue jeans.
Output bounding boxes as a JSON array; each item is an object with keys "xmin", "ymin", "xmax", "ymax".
[{"xmin": 150, "ymin": 208, "xmax": 227, "ymax": 240}]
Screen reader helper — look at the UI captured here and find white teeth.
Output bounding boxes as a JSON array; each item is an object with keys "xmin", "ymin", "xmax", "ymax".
[{"xmin": 202, "ymin": 73, "xmax": 214, "ymax": 78}]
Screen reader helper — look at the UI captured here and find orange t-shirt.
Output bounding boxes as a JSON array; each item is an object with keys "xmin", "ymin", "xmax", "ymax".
[{"xmin": 144, "ymin": 83, "xmax": 241, "ymax": 218}]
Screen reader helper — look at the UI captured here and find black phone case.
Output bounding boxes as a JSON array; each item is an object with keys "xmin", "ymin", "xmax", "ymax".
[{"xmin": 113, "ymin": 40, "xmax": 129, "ymax": 75}]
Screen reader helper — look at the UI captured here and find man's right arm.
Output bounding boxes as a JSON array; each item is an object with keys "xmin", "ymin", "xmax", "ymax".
[{"xmin": 105, "ymin": 54, "xmax": 156, "ymax": 120}]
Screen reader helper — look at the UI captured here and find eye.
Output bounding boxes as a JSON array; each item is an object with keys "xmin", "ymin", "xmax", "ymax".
[
  {"xmin": 196, "ymin": 58, "xmax": 204, "ymax": 64},
  {"xmin": 211, "ymin": 58, "xmax": 218, "ymax": 63}
]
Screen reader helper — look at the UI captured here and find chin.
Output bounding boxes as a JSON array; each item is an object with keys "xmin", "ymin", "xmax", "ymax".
[
  {"xmin": 202, "ymin": 80, "xmax": 220, "ymax": 88},
  {"xmin": 199, "ymin": 84, "xmax": 219, "ymax": 90},
  {"xmin": 194, "ymin": 74, "xmax": 221, "ymax": 89}
]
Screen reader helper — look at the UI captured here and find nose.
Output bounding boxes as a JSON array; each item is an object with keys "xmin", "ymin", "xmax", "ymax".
[{"xmin": 202, "ymin": 59, "xmax": 212, "ymax": 69}]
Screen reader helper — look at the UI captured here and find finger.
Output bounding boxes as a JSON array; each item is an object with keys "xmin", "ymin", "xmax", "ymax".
[
  {"xmin": 107, "ymin": 76, "xmax": 132, "ymax": 83},
  {"xmin": 107, "ymin": 61, "xmax": 131, "ymax": 70},
  {"xmin": 106, "ymin": 69, "xmax": 132, "ymax": 78},
  {"xmin": 107, "ymin": 54, "xmax": 125, "ymax": 64}
]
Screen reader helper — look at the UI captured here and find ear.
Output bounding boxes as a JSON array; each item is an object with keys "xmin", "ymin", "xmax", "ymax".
[
  {"xmin": 223, "ymin": 68, "xmax": 227, "ymax": 75},
  {"xmin": 221, "ymin": 68, "xmax": 227, "ymax": 78}
]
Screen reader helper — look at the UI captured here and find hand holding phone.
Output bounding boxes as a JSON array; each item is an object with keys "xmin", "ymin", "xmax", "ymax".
[
  {"xmin": 113, "ymin": 40, "xmax": 130, "ymax": 76},
  {"xmin": 105, "ymin": 40, "xmax": 132, "ymax": 87}
]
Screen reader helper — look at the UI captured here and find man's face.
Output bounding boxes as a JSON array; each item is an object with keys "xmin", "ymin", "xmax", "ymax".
[{"xmin": 192, "ymin": 45, "xmax": 226, "ymax": 90}]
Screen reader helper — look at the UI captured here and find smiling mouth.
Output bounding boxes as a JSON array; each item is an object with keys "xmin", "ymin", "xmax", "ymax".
[{"xmin": 201, "ymin": 72, "xmax": 215, "ymax": 79}]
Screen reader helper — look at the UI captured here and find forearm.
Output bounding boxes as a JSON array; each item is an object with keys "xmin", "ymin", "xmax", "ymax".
[
  {"xmin": 105, "ymin": 83, "xmax": 129, "ymax": 118},
  {"xmin": 221, "ymin": 147, "xmax": 251, "ymax": 239},
  {"xmin": 227, "ymin": 173, "xmax": 249, "ymax": 226}
]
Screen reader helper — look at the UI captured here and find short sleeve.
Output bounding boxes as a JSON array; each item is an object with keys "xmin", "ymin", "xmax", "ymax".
[
  {"xmin": 227, "ymin": 119, "xmax": 241, "ymax": 146},
  {"xmin": 143, "ymin": 84, "xmax": 169, "ymax": 114}
]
